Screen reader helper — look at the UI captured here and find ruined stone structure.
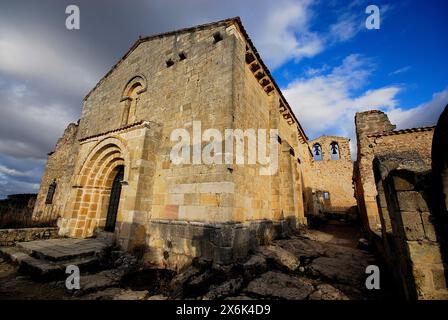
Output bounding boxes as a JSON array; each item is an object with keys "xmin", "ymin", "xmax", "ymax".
[
  {"xmin": 354, "ymin": 110, "xmax": 434, "ymax": 232},
  {"xmin": 308, "ymin": 136, "xmax": 357, "ymax": 221},
  {"xmin": 354, "ymin": 109, "xmax": 448, "ymax": 299},
  {"xmin": 32, "ymin": 18, "xmax": 333, "ymax": 270}
]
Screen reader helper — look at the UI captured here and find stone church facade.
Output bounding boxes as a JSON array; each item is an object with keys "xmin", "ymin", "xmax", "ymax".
[{"xmin": 32, "ymin": 17, "xmax": 355, "ymax": 270}]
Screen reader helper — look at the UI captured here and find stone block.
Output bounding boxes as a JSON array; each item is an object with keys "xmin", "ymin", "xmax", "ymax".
[
  {"xmin": 432, "ymin": 267, "xmax": 448, "ymax": 290},
  {"xmin": 400, "ymin": 211, "xmax": 425, "ymax": 241},
  {"xmin": 213, "ymin": 246, "xmax": 233, "ymax": 265},
  {"xmin": 392, "ymin": 174, "xmax": 415, "ymax": 191},
  {"xmin": 200, "ymin": 194, "xmax": 219, "ymax": 206},
  {"xmin": 184, "ymin": 193, "xmax": 199, "ymax": 205},
  {"xmin": 408, "ymin": 241, "xmax": 444, "ymax": 265},
  {"xmin": 197, "ymin": 182, "xmax": 234, "ymax": 193},
  {"xmin": 396, "ymin": 191, "xmax": 429, "ymax": 212},
  {"xmin": 420, "ymin": 212, "xmax": 437, "ymax": 242},
  {"xmin": 163, "ymin": 205, "xmax": 179, "ymax": 219}
]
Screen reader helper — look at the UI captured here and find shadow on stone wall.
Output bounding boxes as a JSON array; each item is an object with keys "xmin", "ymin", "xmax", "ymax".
[
  {"xmin": 430, "ymin": 104, "xmax": 448, "ymax": 290},
  {"xmin": 138, "ymin": 218, "xmax": 299, "ymax": 272}
]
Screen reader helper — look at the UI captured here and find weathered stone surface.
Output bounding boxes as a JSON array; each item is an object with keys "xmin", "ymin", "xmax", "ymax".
[
  {"xmin": 224, "ymin": 295, "xmax": 255, "ymax": 300},
  {"xmin": 354, "ymin": 109, "xmax": 434, "ymax": 233},
  {"xmin": 420, "ymin": 212, "xmax": 437, "ymax": 242},
  {"xmin": 242, "ymin": 253, "xmax": 267, "ymax": 278},
  {"xmin": 80, "ymin": 287, "xmax": 123, "ymax": 300},
  {"xmin": 258, "ymin": 245, "xmax": 299, "ymax": 271},
  {"xmin": 168, "ymin": 266, "xmax": 201, "ymax": 298},
  {"xmin": 396, "ymin": 191, "xmax": 429, "ymax": 212},
  {"xmin": 308, "ymin": 256, "xmax": 365, "ymax": 286},
  {"xmin": 308, "ymin": 284, "xmax": 349, "ymax": 300},
  {"xmin": 146, "ymin": 294, "xmax": 169, "ymax": 300},
  {"xmin": 202, "ymin": 277, "xmax": 244, "ymax": 300},
  {"xmin": 245, "ymin": 271, "xmax": 314, "ymax": 300},
  {"xmin": 400, "ymin": 211, "xmax": 425, "ymax": 241},
  {"xmin": 0, "ymin": 228, "xmax": 58, "ymax": 247},
  {"xmin": 113, "ymin": 289, "xmax": 148, "ymax": 300},
  {"xmin": 274, "ymin": 238, "xmax": 325, "ymax": 261}
]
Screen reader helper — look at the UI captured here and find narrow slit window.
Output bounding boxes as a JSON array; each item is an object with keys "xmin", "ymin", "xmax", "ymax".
[{"xmin": 45, "ymin": 179, "xmax": 57, "ymax": 204}]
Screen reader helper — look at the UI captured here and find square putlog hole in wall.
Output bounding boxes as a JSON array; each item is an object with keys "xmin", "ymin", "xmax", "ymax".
[
  {"xmin": 166, "ymin": 59, "xmax": 174, "ymax": 67},
  {"xmin": 213, "ymin": 32, "xmax": 223, "ymax": 43},
  {"xmin": 178, "ymin": 52, "xmax": 186, "ymax": 61}
]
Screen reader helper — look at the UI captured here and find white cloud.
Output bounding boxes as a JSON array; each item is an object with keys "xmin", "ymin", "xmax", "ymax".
[
  {"xmin": 0, "ymin": 80, "xmax": 76, "ymax": 159},
  {"xmin": 284, "ymin": 54, "xmax": 400, "ymax": 138},
  {"xmin": 388, "ymin": 89, "xmax": 448, "ymax": 130},
  {"xmin": 252, "ymin": 0, "xmax": 324, "ymax": 68},
  {"xmin": 328, "ymin": 14, "xmax": 361, "ymax": 43},
  {"xmin": 284, "ymin": 54, "xmax": 447, "ymax": 159},
  {"xmin": 388, "ymin": 66, "xmax": 411, "ymax": 76},
  {"xmin": 0, "ymin": 29, "xmax": 98, "ymax": 95},
  {"xmin": 0, "ymin": 165, "xmax": 29, "ymax": 177}
]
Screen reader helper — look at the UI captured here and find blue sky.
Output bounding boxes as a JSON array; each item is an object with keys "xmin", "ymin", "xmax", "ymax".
[
  {"xmin": 276, "ymin": 0, "xmax": 448, "ymax": 104},
  {"xmin": 0, "ymin": 0, "xmax": 447, "ymax": 197}
]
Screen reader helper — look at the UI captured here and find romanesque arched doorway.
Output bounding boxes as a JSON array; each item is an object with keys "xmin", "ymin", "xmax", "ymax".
[
  {"xmin": 105, "ymin": 165, "xmax": 124, "ymax": 232},
  {"xmin": 64, "ymin": 138, "xmax": 129, "ymax": 238}
]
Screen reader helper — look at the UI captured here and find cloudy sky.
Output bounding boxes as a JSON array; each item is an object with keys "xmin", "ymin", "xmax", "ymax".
[{"xmin": 0, "ymin": 0, "xmax": 447, "ymax": 198}]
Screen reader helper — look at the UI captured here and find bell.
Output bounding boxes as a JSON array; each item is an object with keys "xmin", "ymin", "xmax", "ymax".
[{"xmin": 331, "ymin": 143, "xmax": 338, "ymax": 154}]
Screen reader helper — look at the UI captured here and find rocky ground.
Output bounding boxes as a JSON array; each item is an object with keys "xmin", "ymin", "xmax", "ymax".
[{"xmin": 0, "ymin": 221, "xmax": 396, "ymax": 300}]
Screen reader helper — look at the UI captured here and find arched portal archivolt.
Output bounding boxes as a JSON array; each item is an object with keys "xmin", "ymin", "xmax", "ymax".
[{"xmin": 69, "ymin": 137, "xmax": 130, "ymax": 238}]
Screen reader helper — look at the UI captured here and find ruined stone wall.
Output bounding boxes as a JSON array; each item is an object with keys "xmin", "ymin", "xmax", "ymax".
[
  {"xmin": 376, "ymin": 167, "xmax": 448, "ymax": 299},
  {"xmin": 308, "ymin": 136, "xmax": 356, "ymax": 219},
  {"xmin": 32, "ymin": 123, "xmax": 80, "ymax": 224},
  {"xmin": 354, "ymin": 110, "xmax": 434, "ymax": 232},
  {"xmin": 0, "ymin": 227, "xmax": 59, "ymax": 247}
]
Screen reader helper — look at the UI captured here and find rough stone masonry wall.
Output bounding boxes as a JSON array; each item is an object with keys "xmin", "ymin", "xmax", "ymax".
[
  {"xmin": 0, "ymin": 227, "xmax": 59, "ymax": 247},
  {"xmin": 308, "ymin": 136, "xmax": 356, "ymax": 219},
  {"xmin": 232, "ymin": 31, "xmax": 308, "ymax": 227},
  {"xmin": 379, "ymin": 169, "xmax": 448, "ymax": 299},
  {"xmin": 354, "ymin": 110, "xmax": 434, "ymax": 232},
  {"xmin": 33, "ymin": 123, "xmax": 80, "ymax": 224}
]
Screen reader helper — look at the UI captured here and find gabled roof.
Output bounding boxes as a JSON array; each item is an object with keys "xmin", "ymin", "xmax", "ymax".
[{"xmin": 83, "ymin": 17, "xmax": 308, "ymax": 140}]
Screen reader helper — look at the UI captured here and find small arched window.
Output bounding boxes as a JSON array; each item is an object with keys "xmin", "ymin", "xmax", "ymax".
[
  {"xmin": 120, "ymin": 75, "xmax": 147, "ymax": 125},
  {"xmin": 313, "ymin": 143, "xmax": 322, "ymax": 161},
  {"xmin": 45, "ymin": 179, "xmax": 57, "ymax": 204},
  {"xmin": 330, "ymin": 142, "xmax": 340, "ymax": 160}
]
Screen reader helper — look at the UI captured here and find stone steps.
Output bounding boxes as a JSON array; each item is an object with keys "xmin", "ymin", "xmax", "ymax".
[{"xmin": 0, "ymin": 237, "xmax": 113, "ymax": 279}]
